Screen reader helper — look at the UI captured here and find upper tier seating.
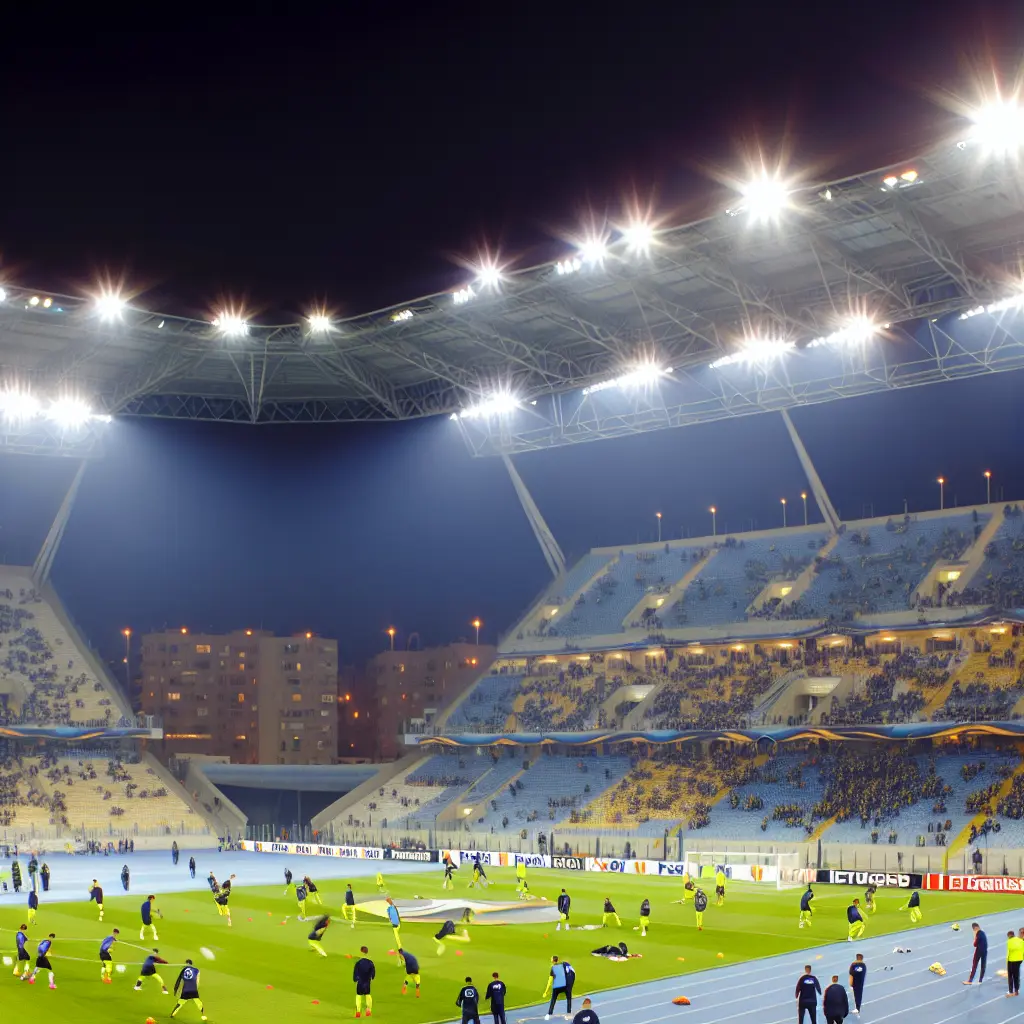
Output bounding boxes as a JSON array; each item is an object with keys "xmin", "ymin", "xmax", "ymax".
[
  {"xmin": 789, "ymin": 513, "xmax": 986, "ymax": 619},
  {"xmin": 672, "ymin": 533, "xmax": 827, "ymax": 627},
  {"xmin": 0, "ymin": 569, "xmax": 133, "ymax": 726},
  {"xmin": 960, "ymin": 506, "xmax": 1024, "ymax": 609}
]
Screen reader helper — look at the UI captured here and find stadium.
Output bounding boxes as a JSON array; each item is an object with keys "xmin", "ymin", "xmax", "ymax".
[{"xmin": 3, "ymin": 96, "xmax": 1024, "ymax": 1024}]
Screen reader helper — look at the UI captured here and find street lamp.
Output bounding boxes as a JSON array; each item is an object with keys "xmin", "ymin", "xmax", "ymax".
[
  {"xmin": 781, "ymin": 498, "xmax": 787, "ymax": 528},
  {"xmin": 709, "ymin": 506, "xmax": 717, "ymax": 537},
  {"xmin": 122, "ymin": 628, "xmax": 132, "ymax": 693},
  {"xmin": 471, "ymin": 618, "xmax": 482, "ymax": 645},
  {"xmin": 800, "ymin": 492, "xmax": 808, "ymax": 526},
  {"xmin": 655, "ymin": 511, "xmax": 662, "ymax": 543},
  {"xmin": 937, "ymin": 477, "xmax": 945, "ymax": 511},
  {"xmin": 386, "ymin": 627, "xmax": 396, "ymax": 652},
  {"xmin": 984, "ymin": 470, "xmax": 992, "ymax": 505}
]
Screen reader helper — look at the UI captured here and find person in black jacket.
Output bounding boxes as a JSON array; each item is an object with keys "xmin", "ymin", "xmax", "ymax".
[
  {"xmin": 796, "ymin": 965, "xmax": 822, "ymax": 1024},
  {"xmin": 456, "ymin": 976, "xmax": 481, "ymax": 1024},
  {"xmin": 823, "ymin": 975, "xmax": 849, "ymax": 1024},
  {"xmin": 572, "ymin": 997, "xmax": 600, "ymax": 1024},
  {"xmin": 485, "ymin": 972, "xmax": 507, "ymax": 1024},
  {"xmin": 40, "ymin": 863, "xmax": 51, "ymax": 891},
  {"xmin": 965, "ymin": 923, "xmax": 988, "ymax": 985}
]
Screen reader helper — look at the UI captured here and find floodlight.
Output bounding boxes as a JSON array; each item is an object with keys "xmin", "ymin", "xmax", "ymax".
[
  {"xmin": 808, "ymin": 316, "xmax": 877, "ymax": 349},
  {"xmin": 734, "ymin": 173, "xmax": 790, "ymax": 222},
  {"xmin": 959, "ymin": 291, "xmax": 1024, "ymax": 320},
  {"xmin": 459, "ymin": 392, "xmax": 519, "ymax": 420},
  {"xmin": 621, "ymin": 221, "xmax": 655, "ymax": 255},
  {"xmin": 0, "ymin": 287, "xmax": 6, "ymax": 303},
  {"xmin": 390, "ymin": 308, "xmax": 414, "ymax": 322},
  {"xmin": 29, "ymin": 296, "xmax": 40, "ymax": 306},
  {"xmin": 710, "ymin": 337, "xmax": 794, "ymax": 369},
  {"xmin": 882, "ymin": 175, "xmax": 899, "ymax": 188},
  {"xmin": 578, "ymin": 237, "xmax": 608, "ymax": 264},
  {"xmin": 966, "ymin": 99, "xmax": 1024, "ymax": 155},
  {"xmin": 582, "ymin": 363, "xmax": 668, "ymax": 396},
  {"xmin": 0, "ymin": 389, "xmax": 42, "ymax": 422},
  {"xmin": 46, "ymin": 397, "xmax": 93, "ymax": 429},
  {"xmin": 555, "ymin": 258, "xmax": 581, "ymax": 276},
  {"xmin": 95, "ymin": 291, "xmax": 127, "ymax": 322},
  {"xmin": 213, "ymin": 313, "xmax": 249, "ymax": 337},
  {"xmin": 307, "ymin": 312, "xmax": 332, "ymax": 333},
  {"xmin": 477, "ymin": 263, "xmax": 503, "ymax": 289},
  {"xmin": 453, "ymin": 287, "xmax": 475, "ymax": 305}
]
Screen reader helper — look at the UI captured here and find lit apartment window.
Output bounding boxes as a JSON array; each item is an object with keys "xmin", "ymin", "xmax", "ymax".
[
  {"xmin": 195, "ymin": 644, "xmax": 211, "ymax": 654},
  {"xmin": 237, "ymin": 693, "xmax": 245, "ymax": 703},
  {"xmin": 320, "ymin": 694, "xmax": 335, "ymax": 703},
  {"xmin": 197, "ymin": 708, "xmax": 209, "ymax": 717},
  {"xmin": 321, "ymin": 709, "xmax": 330, "ymax": 717},
  {"xmin": 292, "ymin": 736, "xmax": 301, "ymax": 751},
  {"xmin": 235, "ymin": 734, "xmax": 247, "ymax": 741},
  {"xmin": 291, "ymin": 693, "xmax": 302, "ymax": 703},
  {"xmin": 168, "ymin": 692, "xmax": 181, "ymax": 701}
]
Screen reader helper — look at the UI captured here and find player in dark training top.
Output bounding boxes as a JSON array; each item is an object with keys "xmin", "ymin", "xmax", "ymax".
[
  {"xmin": 557, "ymin": 889, "xmax": 571, "ymax": 931},
  {"xmin": 13, "ymin": 924, "xmax": 30, "ymax": 978},
  {"xmin": 399, "ymin": 948, "xmax": 420, "ymax": 996},
  {"xmin": 849, "ymin": 953, "xmax": 867, "ymax": 1014},
  {"xmin": 795, "ymin": 964, "xmax": 822, "ymax": 1024},
  {"xmin": 799, "ymin": 885, "xmax": 814, "ymax": 928},
  {"xmin": 170, "ymin": 959, "xmax": 207, "ymax": 1020},
  {"xmin": 89, "ymin": 880, "xmax": 104, "ymax": 922},
  {"xmin": 99, "ymin": 929, "xmax": 120, "ymax": 983},
  {"xmin": 485, "ymin": 972, "xmax": 507, "ymax": 1024},
  {"xmin": 353, "ymin": 945, "xmax": 375, "ymax": 1017},
  {"xmin": 456, "ymin": 976, "xmax": 482, "ymax": 1024}
]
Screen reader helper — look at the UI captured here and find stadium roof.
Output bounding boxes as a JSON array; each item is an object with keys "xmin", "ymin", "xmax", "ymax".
[{"xmin": 3, "ymin": 114, "xmax": 1024, "ymax": 456}]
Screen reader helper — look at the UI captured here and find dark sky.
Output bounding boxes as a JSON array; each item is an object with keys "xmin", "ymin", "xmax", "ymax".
[{"xmin": 1, "ymin": 3, "xmax": 1023, "ymax": 673}]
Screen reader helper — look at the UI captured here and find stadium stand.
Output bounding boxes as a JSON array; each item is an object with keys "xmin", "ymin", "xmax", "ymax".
[
  {"xmin": 960, "ymin": 505, "xmax": 1024, "ymax": 609},
  {"xmin": 787, "ymin": 512, "xmax": 986, "ymax": 619}
]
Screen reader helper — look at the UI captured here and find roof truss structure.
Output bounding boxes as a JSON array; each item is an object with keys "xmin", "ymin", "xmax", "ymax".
[{"xmin": 1, "ymin": 136, "xmax": 1024, "ymax": 457}]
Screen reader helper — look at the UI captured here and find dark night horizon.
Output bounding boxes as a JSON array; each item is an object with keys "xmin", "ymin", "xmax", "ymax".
[{"xmin": 1, "ymin": 3, "xmax": 1023, "ymax": 673}]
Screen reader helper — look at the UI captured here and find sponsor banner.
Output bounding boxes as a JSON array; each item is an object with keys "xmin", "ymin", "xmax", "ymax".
[
  {"xmin": 658, "ymin": 861, "xmax": 690, "ymax": 876},
  {"xmin": 587, "ymin": 857, "xmax": 658, "ymax": 874},
  {"xmin": 385, "ymin": 849, "xmax": 438, "ymax": 863},
  {"xmin": 821, "ymin": 870, "xmax": 919, "ymax": 889},
  {"xmin": 240, "ymin": 840, "xmax": 383, "ymax": 860},
  {"xmin": 514, "ymin": 853, "xmax": 551, "ymax": 868},
  {"xmin": 947, "ymin": 874, "xmax": 1024, "ymax": 893},
  {"xmin": 551, "ymin": 855, "xmax": 586, "ymax": 871},
  {"xmin": 923, "ymin": 873, "xmax": 945, "ymax": 891}
]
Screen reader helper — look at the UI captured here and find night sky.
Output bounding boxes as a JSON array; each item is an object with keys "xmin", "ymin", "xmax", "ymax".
[{"xmin": 1, "ymin": 4, "xmax": 1023, "ymax": 671}]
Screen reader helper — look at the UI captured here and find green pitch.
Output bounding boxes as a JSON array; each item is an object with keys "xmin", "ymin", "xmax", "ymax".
[{"xmin": 0, "ymin": 870, "xmax": 1015, "ymax": 1024}]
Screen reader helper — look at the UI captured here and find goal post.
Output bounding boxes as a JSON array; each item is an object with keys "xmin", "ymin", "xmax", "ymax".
[{"xmin": 684, "ymin": 850, "xmax": 813, "ymax": 890}]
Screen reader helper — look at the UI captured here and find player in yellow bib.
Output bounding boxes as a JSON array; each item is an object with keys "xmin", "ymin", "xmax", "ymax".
[{"xmin": 715, "ymin": 869, "xmax": 726, "ymax": 906}]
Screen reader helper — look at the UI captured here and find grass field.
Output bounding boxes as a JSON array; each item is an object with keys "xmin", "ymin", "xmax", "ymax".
[{"xmin": 1, "ymin": 866, "xmax": 1018, "ymax": 1024}]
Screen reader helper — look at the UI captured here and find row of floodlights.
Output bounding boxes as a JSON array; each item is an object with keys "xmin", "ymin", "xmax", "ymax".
[
  {"xmin": 0, "ymin": 390, "xmax": 111, "ymax": 428},
  {"xmin": 453, "ymin": 280, "xmax": 1024, "ymax": 420}
]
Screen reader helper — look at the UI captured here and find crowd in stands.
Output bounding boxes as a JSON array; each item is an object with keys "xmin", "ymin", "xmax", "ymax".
[{"xmin": 958, "ymin": 506, "xmax": 1024, "ymax": 610}]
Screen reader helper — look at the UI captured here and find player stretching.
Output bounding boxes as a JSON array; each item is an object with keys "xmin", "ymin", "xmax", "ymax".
[
  {"xmin": 99, "ymin": 929, "xmax": 120, "ymax": 983},
  {"xmin": 215, "ymin": 876, "xmax": 234, "ymax": 925},
  {"xmin": 307, "ymin": 914, "xmax": 331, "ymax": 956},
  {"xmin": 864, "ymin": 884, "xmax": 878, "ymax": 915},
  {"xmin": 23, "ymin": 932, "xmax": 56, "ymax": 989},
  {"xmin": 399, "ymin": 948, "xmax": 421, "ymax": 997},
  {"xmin": 89, "ymin": 879, "xmax": 104, "ymax": 922},
  {"xmin": 799, "ymin": 885, "xmax": 814, "ymax": 929},
  {"xmin": 694, "ymin": 887, "xmax": 708, "ymax": 931},
  {"xmin": 170, "ymin": 959, "xmax": 207, "ymax": 1020},
  {"xmin": 303, "ymin": 875, "xmax": 323, "ymax": 905},
  {"xmin": 602, "ymin": 897, "xmax": 621, "ymax": 928},
  {"xmin": 13, "ymin": 924, "xmax": 30, "ymax": 978},
  {"xmin": 295, "ymin": 880, "xmax": 308, "ymax": 921},
  {"xmin": 847, "ymin": 898, "xmax": 866, "ymax": 942},
  {"xmin": 899, "ymin": 890, "xmax": 922, "ymax": 924},
  {"xmin": 134, "ymin": 949, "xmax": 170, "ymax": 994},
  {"xmin": 386, "ymin": 898, "xmax": 403, "ymax": 947},
  {"xmin": 435, "ymin": 919, "xmax": 472, "ymax": 955},
  {"xmin": 443, "ymin": 854, "xmax": 457, "ymax": 891},
  {"xmin": 469, "ymin": 856, "xmax": 488, "ymax": 889}
]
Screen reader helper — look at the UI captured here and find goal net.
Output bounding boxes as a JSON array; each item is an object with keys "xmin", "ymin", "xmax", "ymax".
[{"xmin": 684, "ymin": 850, "xmax": 812, "ymax": 890}]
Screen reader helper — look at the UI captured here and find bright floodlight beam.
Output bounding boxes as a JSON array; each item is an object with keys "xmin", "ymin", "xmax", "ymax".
[
  {"xmin": 621, "ymin": 221, "xmax": 655, "ymax": 255},
  {"xmin": 307, "ymin": 312, "xmax": 331, "ymax": 333},
  {"xmin": 46, "ymin": 397, "xmax": 94, "ymax": 429},
  {"xmin": 94, "ymin": 290, "xmax": 127, "ymax": 322},
  {"xmin": 214, "ymin": 312, "xmax": 249, "ymax": 337},
  {"xmin": 477, "ymin": 263, "xmax": 503, "ymax": 289},
  {"xmin": 578, "ymin": 236, "xmax": 608, "ymax": 263},
  {"xmin": 736, "ymin": 172, "xmax": 790, "ymax": 222},
  {"xmin": 967, "ymin": 99, "xmax": 1024, "ymax": 155},
  {"xmin": 0, "ymin": 389, "xmax": 42, "ymax": 422}
]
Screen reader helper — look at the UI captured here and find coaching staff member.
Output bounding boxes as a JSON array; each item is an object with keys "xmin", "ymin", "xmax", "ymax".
[
  {"xmin": 796, "ymin": 964, "xmax": 822, "ymax": 1024},
  {"xmin": 965, "ymin": 923, "xmax": 988, "ymax": 985},
  {"xmin": 823, "ymin": 975, "xmax": 849, "ymax": 1024}
]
